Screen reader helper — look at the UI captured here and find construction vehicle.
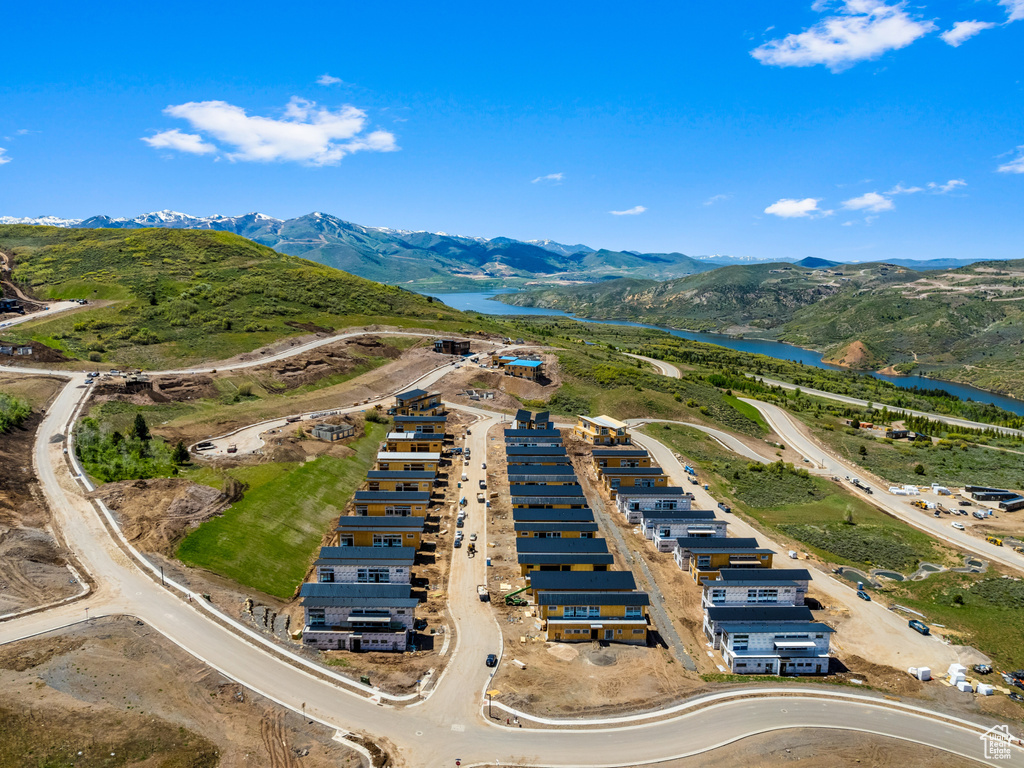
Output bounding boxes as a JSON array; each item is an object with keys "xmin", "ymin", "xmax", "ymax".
[
  {"xmin": 504, "ymin": 586, "xmax": 529, "ymax": 606},
  {"xmin": 227, "ymin": 444, "xmax": 237, "ymax": 454},
  {"xmin": 467, "ymin": 542, "xmax": 476, "ymax": 557},
  {"xmin": 910, "ymin": 500, "xmax": 929, "ymax": 510},
  {"xmin": 986, "ymin": 536, "xmax": 1003, "ymax": 546}
]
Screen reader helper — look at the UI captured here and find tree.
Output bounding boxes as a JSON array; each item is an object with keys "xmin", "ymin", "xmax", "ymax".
[
  {"xmin": 851, "ymin": 418, "xmax": 861, "ymax": 429},
  {"xmin": 110, "ymin": 430, "xmax": 124, "ymax": 446},
  {"xmin": 130, "ymin": 413, "xmax": 151, "ymax": 441},
  {"xmin": 172, "ymin": 441, "xmax": 189, "ymax": 465},
  {"xmin": 914, "ymin": 463, "xmax": 926, "ymax": 476},
  {"xmin": 859, "ymin": 445, "xmax": 867, "ymax": 456}
]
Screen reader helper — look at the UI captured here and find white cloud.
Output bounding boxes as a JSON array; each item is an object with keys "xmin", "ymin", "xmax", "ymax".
[
  {"xmin": 997, "ymin": 147, "xmax": 1024, "ymax": 174},
  {"xmin": 1000, "ymin": 0, "xmax": 1024, "ymax": 22},
  {"xmin": 752, "ymin": 1, "xmax": 936, "ymax": 72},
  {"xmin": 141, "ymin": 128, "xmax": 217, "ymax": 155},
  {"xmin": 928, "ymin": 178, "xmax": 967, "ymax": 193},
  {"xmin": 317, "ymin": 74, "xmax": 344, "ymax": 86},
  {"xmin": 764, "ymin": 198, "xmax": 828, "ymax": 218},
  {"xmin": 842, "ymin": 191, "xmax": 894, "ymax": 211},
  {"xmin": 609, "ymin": 205, "xmax": 647, "ymax": 216},
  {"xmin": 940, "ymin": 20, "xmax": 996, "ymax": 46},
  {"xmin": 0, "ymin": 147, "xmax": 9, "ymax": 165},
  {"xmin": 704, "ymin": 194, "xmax": 730, "ymax": 206},
  {"xmin": 886, "ymin": 183, "xmax": 923, "ymax": 194},
  {"xmin": 145, "ymin": 97, "xmax": 398, "ymax": 166},
  {"xmin": 531, "ymin": 172, "xmax": 564, "ymax": 184}
]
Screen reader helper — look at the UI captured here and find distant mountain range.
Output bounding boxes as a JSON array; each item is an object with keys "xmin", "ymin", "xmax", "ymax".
[{"xmin": 0, "ymin": 210, "xmax": 998, "ymax": 286}]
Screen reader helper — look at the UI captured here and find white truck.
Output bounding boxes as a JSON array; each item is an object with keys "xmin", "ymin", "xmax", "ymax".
[{"xmin": 477, "ymin": 585, "xmax": 489, "ymax": 602}]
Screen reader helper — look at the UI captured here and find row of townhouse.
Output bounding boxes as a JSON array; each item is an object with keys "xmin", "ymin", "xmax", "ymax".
[
  {"xmin": 300, "ymin": 390, "xmax": 450, "ymax": 653},
  {"xmin": 591, "ymin": 447, "xmax": 670, "ymax": 499},
  {"xmin": 601, "ymin": 446, "xmax": 834, "ymax": 676},
  {"xmin": 505, "ymin": 421, "xmax": 651, "ymax": 645}
]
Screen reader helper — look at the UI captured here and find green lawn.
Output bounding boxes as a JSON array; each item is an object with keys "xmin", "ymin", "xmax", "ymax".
[{"xmin": 176, "ymin": 423, "xmax": 387, "ymax": 598}]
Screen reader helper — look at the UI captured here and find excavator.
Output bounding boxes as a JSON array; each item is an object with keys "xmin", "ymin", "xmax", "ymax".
[{"xmin": 504, "ymin": 585, "xmax": 530, "ymax": 606}]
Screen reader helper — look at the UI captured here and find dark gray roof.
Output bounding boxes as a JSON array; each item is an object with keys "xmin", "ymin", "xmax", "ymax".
[
  {"xmin": 395, "ymin": 388, "xmax": 428, "ymax": 402},
  {"xmin": 640, "ymin": 509, "xmax": 718, "ymax": 521},
  {"xmin": 336, "ymin": 516, "xmax": 425, "ymax": 530},
  {"xmin": 353, "ymin": 491, "xmax": 431, "ymax": 503},
  {"xmin": 299, "ymin": 582, "xmax": 419, "ymax": 608},
  {"xmin": 506, "ymin": 465, "xmax": 577, "ymax": 476},
  {"xmin": 592, "ymin": 449, "xmax": 650, "ymax": 457},
  {"xmin": 516, "ymin": 538, "xmax": 609, "ymax": 554},
  {"xmin": 506, "ymin": 456, "xmax": 572, "ymax": 465},
  {"xmin": 538, "ymin": 591, "xmax": 650, "ymax": 607},
  {"xmin": 715, "ymin": 568, "xmax": 811, "ymax": 583},
  {"xmin": 676, "ymin": 537, "xmax": 771, "ymax": 553},
  {"xmin": 511, "ymin": 485, "xmax": 587, "ymax": 498},
  {"xmin": 517, "ymin": 553, "xmax": 615, "ymax": 565},
  {"xmin": 394, "ymin": 414, "xmax": 447, "ymax": 422},
  {"xmin": 366, "ymin": 470, "xmax": 436, "ymax": 480},
  {"xmin": 514, "ymin": 409, "xmax": 531, "ymax": 421},
  {"xmin": 615, "ymin": 486, "xmax": 686, "ymax": 497},
  {"xmin": 513, "ymin": 521, "xmax": 600, "ymax": 533},
  {"xmin": 705, "ymin": 606, "xmax": 814, "ymax": 624},
  {"xmin": 513, "ymin": 508, "xmax": 595, "ymax": 522},
  {"xmin": 718, "ymin": 621, "xmax": 834, "ymax": 635},
  {"xmin": 506, "ymin": 446, "xmax": 567, "ymax": 455},
  {"xmin": 315, "ymin": 546, "xmax": 415, "ymax": 566},
  {"xmin": 504, "ymin": 429, "xmax": 562, "ymax": 438},
  {"xmin": 528, "ymin": 571, "xmax": 637, "ymax": 592}
]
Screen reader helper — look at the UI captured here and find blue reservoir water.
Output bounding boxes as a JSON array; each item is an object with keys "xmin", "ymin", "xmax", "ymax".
[{"xmin": 423, "ymin": 289, "xmax": 1024, "ymax": 416}]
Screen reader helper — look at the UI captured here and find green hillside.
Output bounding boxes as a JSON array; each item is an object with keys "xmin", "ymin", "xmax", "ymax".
[
  {"xmin": 0, "ymin": 225, "xmax": 464, "ymax": 368},
  {"xmin": 500, "ymin": 259, "xmax": 1024, "ymax": 396}
]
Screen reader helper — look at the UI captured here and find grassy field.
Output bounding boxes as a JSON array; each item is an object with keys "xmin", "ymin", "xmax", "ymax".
[
  {"xmin": 642, "ymin": 423, "xmax": 953, "ymax": 571},
  {"xmin": 0, "ymin": 225, "xmax": 478, "ymax": 368},
  {"xmin": 176, "ymin": 422, "xmax": 387, "ymax": 598},
  {"xmin": 0, "ymin": 705, "xmax": 219, "ymax": 768},
  {"xmin": 797, "ymin": 412, "xmax": 1024, "ymax": 489},
  {"xmin": 881, "ymin": 571, "xmax": 1024, "ymax": 670},
  {"xmin": 515, "ymin": 345, "xmax": 766, "ymax": 438}
]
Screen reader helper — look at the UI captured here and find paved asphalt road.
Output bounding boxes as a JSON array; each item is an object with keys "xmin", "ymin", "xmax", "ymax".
[
  {"xmin": 741, "ymin": 397, "xmax": 1024, "ymax": 575},
  {"xmin": 0, "ymin": 334, "xmax": 1019, "ymax": 766}
]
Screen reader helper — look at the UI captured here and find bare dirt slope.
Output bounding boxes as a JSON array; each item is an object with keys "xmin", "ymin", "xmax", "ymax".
[
  {"xmin": 0, "ymin": 374, "xmax": 82, "ymax": 615},
  {"xmin": 0, "ymin": 616, "xmax": 362, "ymax": 768},
  {"xmin": 90, "ymin": 478, "xmax": 232, "ymax": 555}
]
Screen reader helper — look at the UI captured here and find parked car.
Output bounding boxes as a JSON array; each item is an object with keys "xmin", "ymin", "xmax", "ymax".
[
  {"xmin": 477, "ymin": 493, "xmax": 485, "ymax": 503},
  {"xmin": 470, "ymin": 532, "xmax": 478, "ymax": 541},
  {"xmin": 856, "ymin": 590, "xmax": 871, "ymax": 601},
  {"xmin": 456, "ymin": 518, "xmax": 465, "ymax": 528},
  {"xmin": 454, "ymin": 537, "xmax": 462, "ymax": 548},
  {"xmin": 479, "ymin": 479, "xmax": 486, "ymax": 489},
  {"xmin": 908, "ymin": 619, "xmax": 930, "ymax": 635},
  {"xmin": 958, "ymin": 500, "xmax": 972, "ymax": 507},
  {"xmin": 952, "ymin": 522, "xmax": 965, "ymax": 530},
  {"xmin": 485, "ymin": 653, "xmax": 498, "ymax": 668}
]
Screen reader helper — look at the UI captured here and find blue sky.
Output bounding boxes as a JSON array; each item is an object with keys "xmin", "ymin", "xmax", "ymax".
[{"xmin": 1, "ymin": 0, "xmax": 1022, "ymax": 262}]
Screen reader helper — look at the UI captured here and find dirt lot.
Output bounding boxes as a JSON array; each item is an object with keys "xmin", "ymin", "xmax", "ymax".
[
  {"xmin": 0, "ymin": 616, "xmax": 362, "ymax": 768},
  {"xmin": 484, "ymin": 423, "xmax": 704, "ymax": 716},
  {"xmin": 435, "ymin": 350, "xmax": 561, "ymax": 414},
  {"xmin": 0, "ymin": 374, "xmax": 84, "ymax": 616}
]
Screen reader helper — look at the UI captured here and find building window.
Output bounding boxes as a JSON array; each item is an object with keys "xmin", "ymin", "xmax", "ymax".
[
  {"xmin": 318, "ymin": 569, "xmax": 335, "ymax": 583},
  {"xmin": 385, "ymin": 506, "xmax": 412, "ymax": 517},
  {"xmin": 709, "ymin": 588, "xmax": 726, "ymax": 602},
  {"xmin": 696, "ymin": 555, "xmax": 711, "ymax": 568},
  {"xmin": 357, "ymin": 567, "xmax": 391, "ymax": 583},
  {"xmin": 355, "ymin": 505, "xmax": 369, "ymax": 516},
  {"xmin": 624, "ymin": 606, "xmax": 642, "ymax": 619},
  {"xmin": 373, "ymin": 534, "xmax": 403, "ymax": 547},
  {"xmin": 308, "ymin": 609, "xmax": 326, "ymax": 626},
  {"xmin": 746, "ymin": 588, "xmax": 779, "ymax": 603},
  {"xmin": 338, "ymin": 535, "xmax": 355, "ymax": 547}
]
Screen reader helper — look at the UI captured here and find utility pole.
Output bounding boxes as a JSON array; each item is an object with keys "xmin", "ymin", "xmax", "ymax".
[{"xmin": 160, "ymin": 565, "xmax": 164, "ymax": 587}]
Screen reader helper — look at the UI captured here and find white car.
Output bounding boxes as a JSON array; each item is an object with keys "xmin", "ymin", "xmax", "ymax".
[{"xmin": 952, "ymin": 522, "xmax": 965, "ymax": 530}]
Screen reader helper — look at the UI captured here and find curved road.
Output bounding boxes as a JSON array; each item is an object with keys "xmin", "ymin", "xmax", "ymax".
[
  {"xmin": 742, "ymin": 397, "xmax": 1024, "ymax": 574},
  {"xmin": 625, "ymin": 353, "xmax": 682, "ymax": 379},
  {"xmin": 0, "ymin": 332, "xmax": 1019, "ymax": 766}
]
